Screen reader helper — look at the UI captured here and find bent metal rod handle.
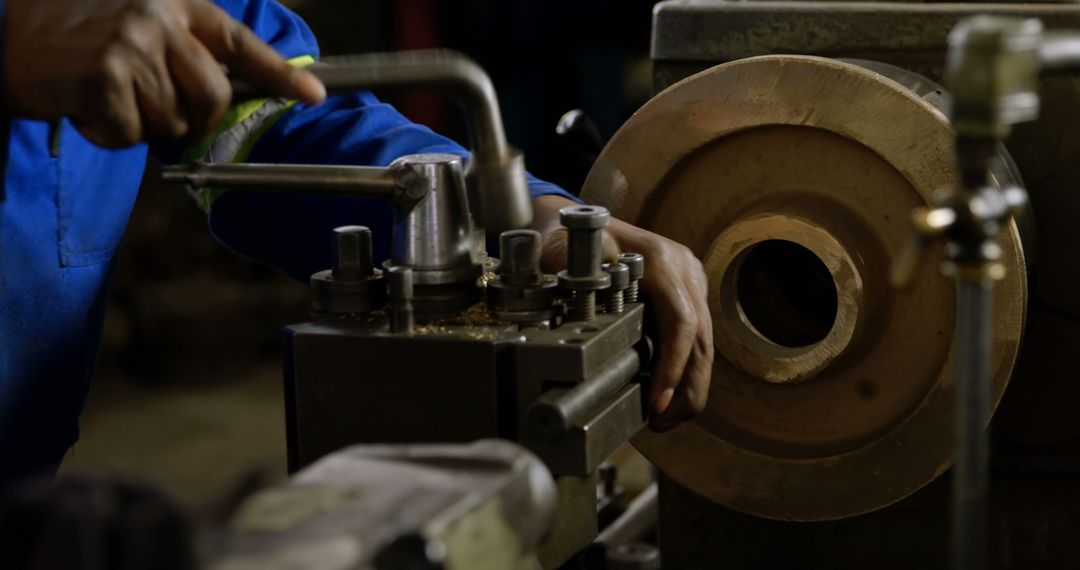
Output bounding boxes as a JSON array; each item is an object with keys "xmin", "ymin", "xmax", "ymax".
[{"xmin": 160, "ymin": 162, "xmax": 398, "ymax": 198}]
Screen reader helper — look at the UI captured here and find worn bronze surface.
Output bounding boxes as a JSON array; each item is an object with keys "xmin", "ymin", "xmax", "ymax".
[{"xmin": 581, "ymin": 56, "xmax": 1027, "ymax": 521}]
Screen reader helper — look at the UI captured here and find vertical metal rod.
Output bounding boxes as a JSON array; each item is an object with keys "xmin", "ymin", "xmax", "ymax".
[
  {"xmin": 951, "ymin": 276, "xmax": 993, "ymax": 570},
  {"xmin": 388, "ymin": 266, "xmax": 415, "ymax": 334}
]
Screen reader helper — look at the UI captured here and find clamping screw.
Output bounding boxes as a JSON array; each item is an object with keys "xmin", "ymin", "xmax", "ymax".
[
  {"xmin": 603, "ymin": 262, "xmax": 630, "ymax": 314},
  {"xmin": 557, "ymin": 206, "xmax": 612, "ymax": 321},
  {"xmin": 618, "ymin": 253, "xmax": 645, "ymax": 303},
  {"xmin": 332, "ymin": 226, "xmax": 375, "ymax": 280},
  {"xmin": 499, "ymin": 229, "xmax": 543, "ymax": 286}
]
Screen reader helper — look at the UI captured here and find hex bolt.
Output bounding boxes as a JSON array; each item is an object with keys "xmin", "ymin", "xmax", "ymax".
[
  {"xmin": 603, "ymin": 262, "xmax": 630, "ymax": 314},
  {"xmin": 557, "ymin": 206, "xmax": 612, "ymax": 321},
  {"xmin": 387, "ymin": 266, "xmax": 414, "ymax": 334},
  {"xmin": 332, "ymin": 225, "xmax": 375, "ymax": 280},
  {"xmin": 618, "ymin": 253, "xmax": 645, "ymax": 304},
  {"xmin": 499, "ymin": 229, "xmax": 543, "ymax": 286}
]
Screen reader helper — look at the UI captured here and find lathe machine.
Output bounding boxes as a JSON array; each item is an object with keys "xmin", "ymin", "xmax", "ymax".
[
  {"xmin": 166, "ymin": 51, "xmax": 652, "ymax": 570},
  {"xmin": 165, "ymin": 2, "xmax": 1080, "ymax": 569}
]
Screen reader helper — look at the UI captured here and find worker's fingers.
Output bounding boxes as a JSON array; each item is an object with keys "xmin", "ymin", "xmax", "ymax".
[
  {"xmin": 114, "ymin": 0, "xmax": 189, "ymax": 138},
  {"xmin": 650, "ymin": 308, "xmax": 712, "ymax": 431},
  {"xmin": 166, "ymin": 31, "xmax": 233, "ymax": 141},
  {"xmin": 186, "ymin": 0, "xmax": 325, "ymax": 104},
  {"xmin": 647, "ymin": 278, "xmax": 698, "ymax": 417},
  {"xmin": 133, "ymin": 51, "xmax": 189, "ymax": 138},
  {"xmin": 71, "ymin": 3, "xmax": 184, "ymax": 146},
  {"xmin": 539, "ymin": 227, "xmax": 620, "ymax": 273},
  {"xmin": 134, "ymin": 68, "xmax": 188, "ymax": 139},
  {"xmin": 73, "ymin": 53, "xmax": 143, "ymax": 148},
  {"xmin": 638, "ymin": 241, "xmax": 712, "ymax": 430}
]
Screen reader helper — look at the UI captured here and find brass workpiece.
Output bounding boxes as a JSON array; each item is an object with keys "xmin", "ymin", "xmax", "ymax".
[{"xmin": 582, "ymin": 55, "xmax": 1027, "ymax": 521}]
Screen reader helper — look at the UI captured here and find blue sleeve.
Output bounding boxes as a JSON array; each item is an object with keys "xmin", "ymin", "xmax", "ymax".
[
  {"xmin": 206, "ymin": 1, "xmax": 579, "ymax": 283},
  {"xmin": 213, "ymin": 0, "xmax": 320, "ymax": 60}
]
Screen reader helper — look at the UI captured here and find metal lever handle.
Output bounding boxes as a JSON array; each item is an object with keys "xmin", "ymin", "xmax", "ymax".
[
  {"xmin": 162, "ymin": 162, "xmax": 396, "ymax": 196},
  {"xmin": 229, "ymin": 50, "xmax": 532, "ymax": 232},
  {"xmin": 233, "ymin": 51, "xmax": 509, "ymax": 161}
]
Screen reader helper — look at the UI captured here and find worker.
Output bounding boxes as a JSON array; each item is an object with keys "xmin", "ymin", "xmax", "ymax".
[{"xmin": 0, "ymin": 0, "xmax": 713, "ymax": 483}]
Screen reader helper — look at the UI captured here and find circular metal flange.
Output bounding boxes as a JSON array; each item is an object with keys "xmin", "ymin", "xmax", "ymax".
[
  {"xmin": 708, "ymin": 212, "xmax": 865, "ymax": 384},
  {"xmin": 310, "ymin": 269, "xmax": 388, "ymax": 315},
  {"xmin": 581, "ymin": 55, "xmax": 1027, "ymax": 521},
  {"xmin": 487, "ymin": 274, "xmax": 559, "ymax": 323}
]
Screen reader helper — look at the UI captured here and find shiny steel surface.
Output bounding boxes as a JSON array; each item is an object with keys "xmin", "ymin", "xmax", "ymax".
[
  {"xmin": 389, "ymin": 154, "xmax": 481, "ymax": 285},
  {"xmin": 1040, "ymin": 32, "xmax": 1080, "ymax": 72},
  {"xmin": 581, "ymin": 56, "xmax": 1027, "ymax": 521}
]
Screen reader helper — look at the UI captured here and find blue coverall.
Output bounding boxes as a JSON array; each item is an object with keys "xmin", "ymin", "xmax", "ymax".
[{"xmin": 0, "ymin": 0, "xmax": 576, "ymax": 483}]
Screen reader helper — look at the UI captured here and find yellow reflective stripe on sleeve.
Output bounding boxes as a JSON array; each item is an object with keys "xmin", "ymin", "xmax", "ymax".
[
  {"xmin": 192, "ymin": 99, "xmax": 298, "ymax": 212},
  {"xmin": 185, "ymin": 55, "xmax": 317, "ymax": 211}
]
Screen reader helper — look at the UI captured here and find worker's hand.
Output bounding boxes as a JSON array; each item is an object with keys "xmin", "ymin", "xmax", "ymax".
[
  {"xmin": 532, "ymin": 195, "xmax": 713, "ymax": 431},
  {"xmin": 4, "ymin": 0, "xmax": 326, "ymax": 148}
]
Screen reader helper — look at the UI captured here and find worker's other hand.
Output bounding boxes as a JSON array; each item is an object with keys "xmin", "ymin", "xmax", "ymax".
[
  {"xmin": 532, "ymin": 195, "xmax": 714, "ymax": 432},
  {"xmin": 4, "ymin": 0, "xmax": 326, "ymax": 148}
]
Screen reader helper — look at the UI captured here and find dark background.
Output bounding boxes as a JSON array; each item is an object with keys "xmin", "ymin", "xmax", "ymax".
[
  {"xmin": 64, "ymin": 0, "xmax": 658, "ymax": 506},
  {"xmin": 302, "ymin": 0, "xmax": 656, "ymax": 191}
]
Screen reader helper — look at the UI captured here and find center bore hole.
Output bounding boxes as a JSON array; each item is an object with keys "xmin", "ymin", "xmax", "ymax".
[{"xmin": 735, "ymin": 240, "xmax": 838, "ymax": 348}]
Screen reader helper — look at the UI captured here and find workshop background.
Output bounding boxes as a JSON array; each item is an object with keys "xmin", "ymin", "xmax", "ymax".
[{"xmin": 60, "ymin": 0, "xmax": 657, "ymax": 508}]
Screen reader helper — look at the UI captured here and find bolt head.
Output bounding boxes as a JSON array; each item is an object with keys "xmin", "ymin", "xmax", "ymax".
[
  {"xmin": 618, "ymin": 252, "xmax": 645, "ymax": 280},
  {"xmin": 333, "ymin": 225, "xmax": 374, "ymax": 279},
  {"xmin": 603, "ymin": 262, "xmax": 631, "ymax": 289},
  {"xmin": 560, "ymin": 205, "xmax": 610, "ymax": 230},
  {"xmin": 499, "ymin": 229, "xmax": 542, "ymax": 285}
]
